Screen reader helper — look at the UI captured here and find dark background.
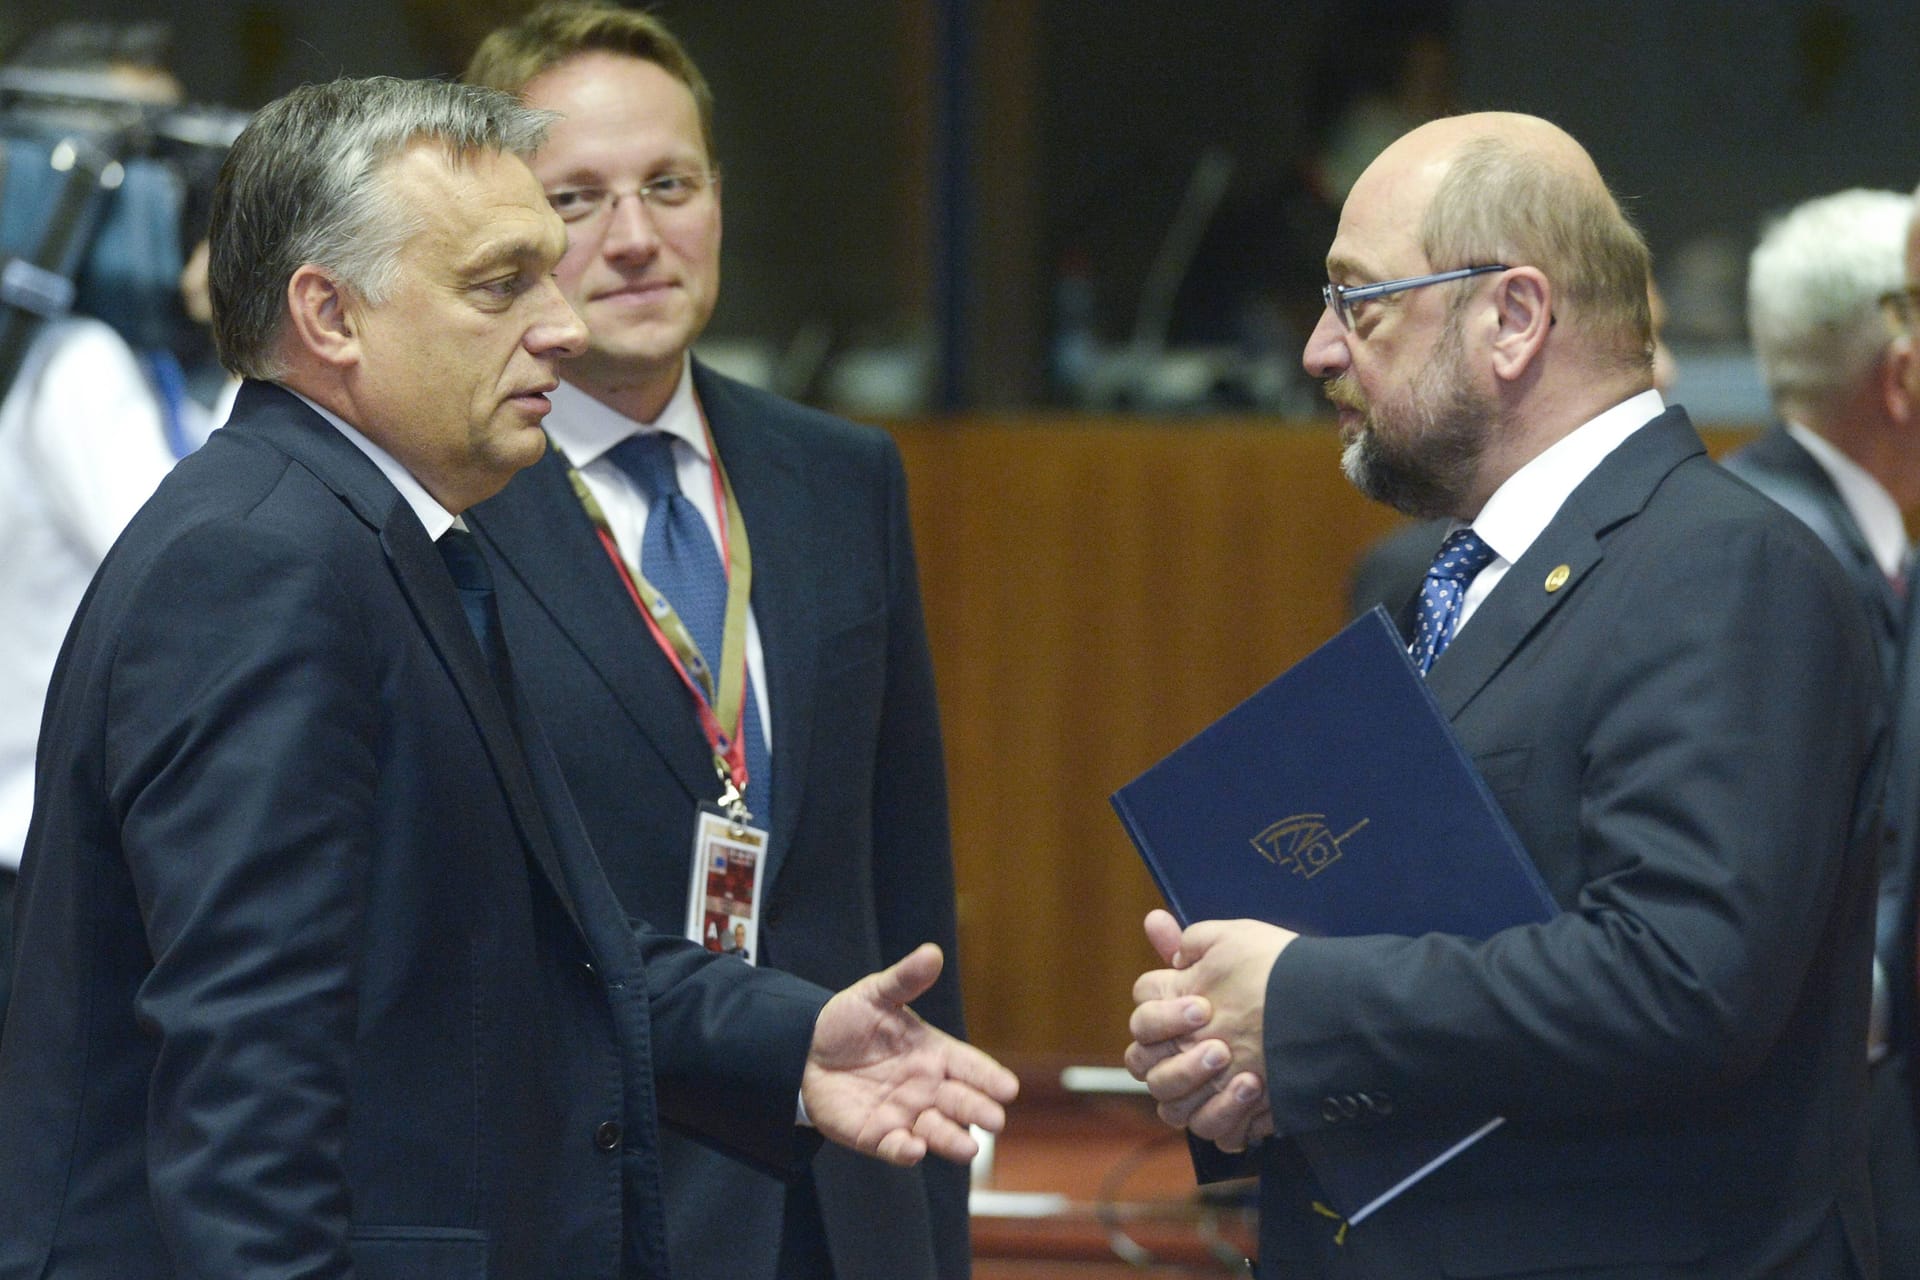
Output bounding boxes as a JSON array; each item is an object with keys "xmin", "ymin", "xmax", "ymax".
[{"xmin": 7, "ymin": 0, "xmax": 1914, "ymax": 415}]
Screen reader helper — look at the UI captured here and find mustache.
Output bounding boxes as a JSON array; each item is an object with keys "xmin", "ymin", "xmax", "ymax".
[{"xmin": 1322, "ymin": 375, "xmax": 1366, "ymax": 412}]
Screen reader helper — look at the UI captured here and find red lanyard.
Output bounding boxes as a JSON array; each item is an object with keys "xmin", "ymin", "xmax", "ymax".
[{"xmin": 562, "ymin": 416, "xmax": 757, "ymax": 809}]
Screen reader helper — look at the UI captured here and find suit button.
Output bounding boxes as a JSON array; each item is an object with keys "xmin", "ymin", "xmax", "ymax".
[
  {"xmin": 1367, "ymin": 1093, "xmax": 1394, "ymax": 1116},
  {"xmin": 1320, "ymin": 1097, "xmax": 1344, "ymax": 1124},
  {"xmin": 594, "ymin": 1120, "xmax": 622, "ymax": 1151}
]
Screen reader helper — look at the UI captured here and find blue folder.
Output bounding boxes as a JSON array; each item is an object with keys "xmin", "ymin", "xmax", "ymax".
[{"xmin": 1109, "ymin": 606, "xmax": 1558, "ymax": 1224}]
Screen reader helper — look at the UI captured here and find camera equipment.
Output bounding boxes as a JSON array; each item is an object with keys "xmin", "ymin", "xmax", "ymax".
[{"xmin": 0, "ymin": 37, "xmax": 247, "ymax": 398}]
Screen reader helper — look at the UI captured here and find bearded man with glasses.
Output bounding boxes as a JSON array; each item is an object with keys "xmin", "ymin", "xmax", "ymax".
[
  {"xmin": 462, "ymin": 7, "xmax": 968, "ymax": 1279},
  {"xmin": 1127, "ymin": 112, "xmax": 1885, "ymax": 1278}
]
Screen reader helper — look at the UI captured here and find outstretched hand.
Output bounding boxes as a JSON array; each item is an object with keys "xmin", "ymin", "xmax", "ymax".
[{"xmin": 802, "ymin": 943, "xmax": 1019, "ymax": 1166}]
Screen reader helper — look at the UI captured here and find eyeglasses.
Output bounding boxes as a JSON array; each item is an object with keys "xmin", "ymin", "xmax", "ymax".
[
  {"xmin": 1322, "ymin": 264, "xmax": 1509, "ymax": 332},
  {"xmin": 1879, "ymin": 286, "xmax": 1920, "ymax": 334},
  {"xmin": 544, "ymin": 170, "xmax": 718, "ymax": 226}
]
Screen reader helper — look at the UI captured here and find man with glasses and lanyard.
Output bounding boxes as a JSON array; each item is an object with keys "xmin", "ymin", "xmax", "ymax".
[
  {"xmin": 462, "ymin": 7, "xmax": 966, "ymax": 1278},
  {"xmin": 1126, "ymin": 112, "xmax": 1884, "ymax": 1277}
]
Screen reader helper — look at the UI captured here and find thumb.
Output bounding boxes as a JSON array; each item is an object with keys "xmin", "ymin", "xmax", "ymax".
[
  {"xmin": 1144, "ymin": 909, "xmax": 1184, "ymax": 965},
  {"xmin": 867, "ymin": 942, "xmax": 943, "ymax": 1008},
  {"xmin": 1178, "ymin": 919, "xmax": 1230, "ymax": 965}
]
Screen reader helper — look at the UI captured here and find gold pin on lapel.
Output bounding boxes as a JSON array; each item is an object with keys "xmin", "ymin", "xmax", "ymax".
[{"xmin": 1544, "ymin": 564, "xmax": 1571, "ymax": 593}]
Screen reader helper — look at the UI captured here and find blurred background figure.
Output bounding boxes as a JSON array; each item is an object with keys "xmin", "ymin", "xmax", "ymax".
[
  {"xmin": 1724, "ymin": 187, "xmax": 1920, "ymax": 1280},
  {"xmin": 0, "ymin": 20, "xmax": 241, "ymax": 1028}
]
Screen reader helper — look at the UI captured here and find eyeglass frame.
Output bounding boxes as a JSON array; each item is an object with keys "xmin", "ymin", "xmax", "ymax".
[
  {"xmin": 542, "ymin": 168, "xmax": 720, "ymax": 227},
  {"xmin": 1322, "ymin": 264, "xmax": 1510, "ymax": 332}
]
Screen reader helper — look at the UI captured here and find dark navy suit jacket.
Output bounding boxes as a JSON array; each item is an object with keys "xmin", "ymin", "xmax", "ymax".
[
  {"xmin": 469, "ymin": 362, "xmax": 967, "ymax": 1279},
  {"xmin": 1725, "ymin": 423, "xmax": 1920, "ymax": 1277},
  {"xmin": 0, "ymin": 382, "xmax": 829, "ymax": 1279},
  {"xmin": 1226, "ymin": 410, "xmax": 1883, "ymax": 1277}
]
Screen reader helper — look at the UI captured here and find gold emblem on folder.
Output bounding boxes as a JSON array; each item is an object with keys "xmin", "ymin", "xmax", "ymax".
[{"xmin": 1252, "ymin": 814, "xmax": 1370, "ymax": 880}]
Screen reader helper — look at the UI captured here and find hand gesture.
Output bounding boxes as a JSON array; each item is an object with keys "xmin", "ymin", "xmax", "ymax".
[{"xmin": 802, "ymin": 943, "xmax": 1019, "ymax": 1166}]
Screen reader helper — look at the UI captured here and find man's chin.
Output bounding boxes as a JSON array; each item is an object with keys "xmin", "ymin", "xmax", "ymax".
[{"xmin": 1341, "ymin": 433, "xmax": 1453, "ymax": 520}]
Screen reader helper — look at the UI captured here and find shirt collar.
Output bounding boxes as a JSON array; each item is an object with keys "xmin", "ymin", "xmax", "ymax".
[
  {"xmin": 1469, "ymin": 388, "xmax": 1666, "ymax": 567},
  {"xmin": 1784, "ymin": 420, "xmax": 1909, "ymax": 579},
  {"xmin": 284, "ymin": 387, "xmax": 457, "ymax": 540},
  {"xmin": 543, "ymin": 353, "xmax": 708, "ymax": 469}
]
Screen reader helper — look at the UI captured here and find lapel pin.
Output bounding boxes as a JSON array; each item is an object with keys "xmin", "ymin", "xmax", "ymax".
[{"xmin": 1544, "ymin": 564, "xmax": 1571, "ymax": 593}]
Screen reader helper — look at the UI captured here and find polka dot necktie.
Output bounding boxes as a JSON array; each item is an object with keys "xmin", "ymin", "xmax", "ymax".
[
  {"xmin": 606, "ymin": 433, "xmax": 771, "ymax": 818},
  {"xmin": 1410, "ymin": 527, "xmax": 1497, "ymax": 676}
]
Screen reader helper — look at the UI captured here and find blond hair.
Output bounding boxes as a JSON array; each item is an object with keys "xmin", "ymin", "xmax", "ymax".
[{"xmin": 464, "ymin": 2, "xmax": 715, "ymax": 160}]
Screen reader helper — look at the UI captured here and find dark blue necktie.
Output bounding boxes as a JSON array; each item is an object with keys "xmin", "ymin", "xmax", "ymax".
[
  {"xmin": 436, "ymin": 527, "xmax": 514, "ymax": 698},
  {"xmin": 1410, "ymin": 527, "xmax": 1497, "ymax": 675},
  {"xmin": 606, "ymin": 433, "xmax": 771, "ymax": 818}
]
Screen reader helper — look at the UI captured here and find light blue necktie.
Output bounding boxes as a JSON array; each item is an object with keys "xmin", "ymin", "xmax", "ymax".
[
  {"xmin": 1410, "ymin": 527, "xmax": 1497, "ymax": 675},
  {"xmin": 606, "ymin": 433, "xmax": 771, "ymax": 818}
]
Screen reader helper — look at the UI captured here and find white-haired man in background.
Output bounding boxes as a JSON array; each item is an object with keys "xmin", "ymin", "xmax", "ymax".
[{"xmin": 1724, "ymin": 187, "xmax": 1920, "ymax": 1279}]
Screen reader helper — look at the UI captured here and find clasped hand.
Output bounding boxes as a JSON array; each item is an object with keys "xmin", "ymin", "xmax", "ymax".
[{"xmin": 1124, "ymin": 909, "xmax": 1293, "ymax": 1152}]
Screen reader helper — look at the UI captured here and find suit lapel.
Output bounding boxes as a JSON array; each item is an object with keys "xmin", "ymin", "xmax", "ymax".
[
  {"xmin": 379, "ymin": 514, "xmax": 587, "ymax": 932},
  {"xmin": 228, "ymin": 381, "xmax": 590, "ymax": 932},
  {"xmin": 696, "ymin": 363, "xmax": 818, "ymax": 893},
  {"xmin": 1426, "ymin": 408, "xmax": 1705, "ymax": 719},
  {"xmin": 472, "ymin": 448, "xmax": 719, "ymax": 805},
  {"xmin": 1756, "ymin": 427, "xmax": 1901, "ymax": 651}
]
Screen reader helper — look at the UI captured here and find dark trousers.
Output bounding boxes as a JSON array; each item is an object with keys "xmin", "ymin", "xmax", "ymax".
[
  {"xmin": 1870, "ymin": 1052, "xmax": 1920, "ymax": 1280},
  {"xmin": 776, "ymin": 1170, "xmax": 836, "ymax": 1278}
]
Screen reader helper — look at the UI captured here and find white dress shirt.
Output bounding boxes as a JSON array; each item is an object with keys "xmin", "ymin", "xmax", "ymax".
[
  {"xmin": 1785, "ymin": 420, "xmax": 1909, "ymax": 580},
  {"xmin": 0, "ymin": 319, "xmax": 177, "ymax": 871},
  {"xmin": 1454, "ymin": 389, "xmax": 1668, "ymax": 633},
  {"xmin": 540, "ymin": 363, "xmax": 773, "ymax": 752},
  {"xmin": 289, "ymin": 390, "xmax": 457, "ymax": 541}
]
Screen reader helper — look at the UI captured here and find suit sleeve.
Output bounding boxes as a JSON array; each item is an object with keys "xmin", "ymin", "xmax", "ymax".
[
  {"xmin": 1259, "ymin": 516, "xmax": 1881, "ymax": 1135},
  {"xmin": 106, "ymin": 518, "xmax": 378, "ymax": 1278},
  {"xmin": 636, "ymin": 925, "xmax": 829, "ymax": 1171},
  {"xmin": 507, "ymin": 685, "xmax": 831, "ymax": 1174}
]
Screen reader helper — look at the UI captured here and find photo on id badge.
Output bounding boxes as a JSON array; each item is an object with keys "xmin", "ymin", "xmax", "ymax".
[{"xmin": 686, "ymin": 806, "xmax": 765, "ymax": 964}]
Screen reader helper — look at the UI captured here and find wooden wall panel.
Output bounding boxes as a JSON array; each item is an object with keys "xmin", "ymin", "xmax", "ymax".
[
  {"xmin": 889, "ymin": 417, "xmax": 1761, "ymax": 1062},
  {"xmin": 890, "ymin": 417, "xmax": 1405, "ymax": 1058}
]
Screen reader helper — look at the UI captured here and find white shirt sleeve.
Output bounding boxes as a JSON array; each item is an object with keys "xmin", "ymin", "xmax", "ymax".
[{"xmin": 21, "ymin": 318, "xmax": 178, "ymax": 559}]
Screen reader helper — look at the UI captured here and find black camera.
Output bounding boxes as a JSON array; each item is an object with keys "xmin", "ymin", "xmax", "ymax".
[{"xmin": 0, "ymin": 22, "xmax": 246, "ymax": 387}]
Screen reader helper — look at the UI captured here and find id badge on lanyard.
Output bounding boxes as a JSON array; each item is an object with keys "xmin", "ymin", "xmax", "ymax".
[
  {"xmin": 557, "ymin": 425, "xmax": 769, "ymax": 961},
  {"xmin": 684, "ymin": 803, "xmax": 767, "ymax": 964}
]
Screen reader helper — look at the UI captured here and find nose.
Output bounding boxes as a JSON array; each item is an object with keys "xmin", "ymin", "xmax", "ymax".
[
  {"xmin": 529, "ymin": 279, "xmax": 590, "ymax": 360},
  {"xmin": 599, "ymin": 190, "xmax": 662, "ymax": 262},
  {"xmin": 1302, "ymin": 306, "xmax": 1350, "ymax": 380}
]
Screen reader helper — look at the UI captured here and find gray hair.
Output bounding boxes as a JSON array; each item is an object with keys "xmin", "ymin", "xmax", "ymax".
[
  {"xmin": 1421, "ymin": 133, "xmax": 1654, "ymax": 377},
  {"xmin": 209, "ymin": 76, "xmax": 554, "ymax": 379},
  {"xmin": 1747, "ymin": 188, "xmax": 1910, "ymax": 421}
]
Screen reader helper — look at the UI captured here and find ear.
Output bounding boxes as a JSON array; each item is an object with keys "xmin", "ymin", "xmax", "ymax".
[
  {"xmin": 284, "ymin": 264, "xmax": 361, "ymax": 370},
  {"xmin": 1486, "ymin": 266, "xmax": 1552, "ymax": 384},
  {"xmin": 1882, "ymin": 334, "xmax": 1915, "ymax": 427}
]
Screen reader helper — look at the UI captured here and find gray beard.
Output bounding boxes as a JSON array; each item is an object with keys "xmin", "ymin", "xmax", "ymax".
[{"xmin": 1336, "ymin": 324, "xmax": 1493, "ymax": 520}]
